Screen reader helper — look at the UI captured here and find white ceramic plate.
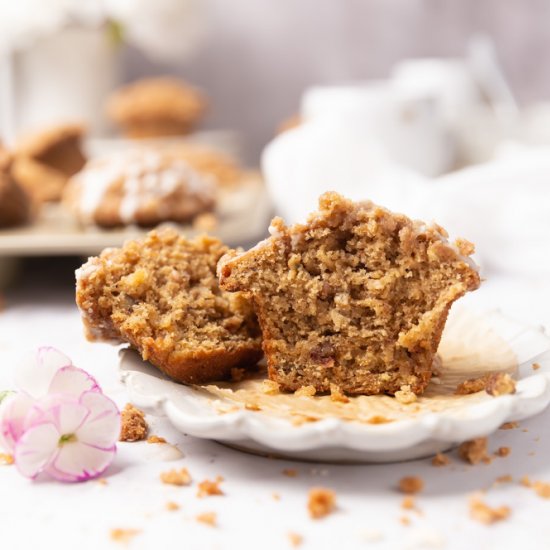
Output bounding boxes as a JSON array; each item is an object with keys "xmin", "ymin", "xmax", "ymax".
[{"xmin": 119, "ymin": 308, "xmax": 550, "ymax": 463}]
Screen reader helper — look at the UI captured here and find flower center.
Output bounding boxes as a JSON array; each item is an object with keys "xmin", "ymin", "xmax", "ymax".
[{"xmin": 58, "ymin": 434, "xmax": 77, "ymax": 446}]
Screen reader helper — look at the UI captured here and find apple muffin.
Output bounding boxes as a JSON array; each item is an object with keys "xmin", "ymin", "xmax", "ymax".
[
  {"xmin": 106, "ymin": 77, "xmax": 207, "ymax": 138},
  {"xmin": 218, "ymin": 192, "xmax": 480, "ymax": 396},
  {"xmin": 76, "ymin": 229, "xmax": 262, "ymax": 384}
]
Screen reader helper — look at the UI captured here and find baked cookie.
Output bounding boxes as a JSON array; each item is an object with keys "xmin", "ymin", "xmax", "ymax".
[
  {"xmin": 76, "ymin": 229, "xmax": 263, "ymax": 384},
  {"xmin": 63, "ymin": 148, "xmax": 216, "ymax": 228},
  {"xmin": 0, "ymin": 147, "xmax": 33, "ymax": 228},
  {"xmin": 218, "ymin": 192, "xmax": 480, "ymax": 396},
  {"xmin": 13, "ymin": 123, "xmax": 86, "ymax": 202},
  {"xmin": 106, "ymin": 77, "xmax": 207, "ymax": 138}
]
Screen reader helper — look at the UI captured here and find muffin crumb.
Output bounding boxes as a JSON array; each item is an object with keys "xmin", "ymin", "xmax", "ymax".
[
  {"xmin": 110, "ymin": 528, "xmax": 141, "ymax": 543},
  {"xmin": 282, "ymin": 468, "xmax": 298, "ymax": 478},
  {"xmin": 0, "ymin": 453, "xmax": 14, "ymax": 466},
  {"xmin": 500, "ymin": 421, "xmax": 519, "ymax": 430},
  {"xmin": 295, "ymin": 385, "xmax": 317, "ymax": 397},
  {"xmin": 395, "ymin": 385, "xmax": 418, "ymax": 404},
  {"xmin": 262, "ymin": 380, "xmax": 280, "ymax": 395},
  {"xmin": 165, "ymin": 501, "xmax": 180, "ymax": 511},
  {"xmin": 196, "ymin": 512, "xmax": 217, "ymax": 527},
  {"xmin": 458, "ymin": 438, "xmax": 490, "ymax": 464},
  {"xmin": 308, "ymin": 487, "xmax": 336, "ymax": 519},
  {"xmin": 398, "ymin": 476, "xmax": 424, "ymax": 495},
  {"xmin": 147, "ymin": 435, "xmax": 167, "ymax": 444},
  {"xmin": 495, "ymin": 446, "xmax": 511, "ymax": 458},
  {"xmin": 287, "ymin": 532, "xmax": 303, "ymax": 547},
  {"xmin": 119, "ymin": 403, "xmax": 148, "ymax": 442},
  {"xmin": 330, "ymin": 384, "xmax": 349, "ymax": 403},
  {"xmin": 532, "ymin": 362, "xmax": 541, "ymax": 371},
  {"xmin": 485, "ymin": 373, "xmax": 516, "ymax": 396},
  {"xmin": 455, "ymin": 375, "xmax": 490, "ymax": 395},
  {"xmin": 197, "ymin": 476, "xmax": 224, "ymax": 497},
  {"xmin": 431, "ymin": 453, "xmax": 451, "ymax": 467},
  {"xmin": 469, "ymin": 497, "xmax": 510, "ymax": 524},
  {"xmin": 160, "ymin": 468, "xmax": 192, "ymax": 486}
]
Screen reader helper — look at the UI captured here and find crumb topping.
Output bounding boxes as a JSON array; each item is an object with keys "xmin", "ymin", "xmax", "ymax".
[
  {"xmin": 308, "ymin": 487, "xmax": 336, "ymax": 519},
  {"xmin": 160, "ymin": 468, "xmax": 192, "ymax": 486},
  {"xmin": 398, "ymin": 476, "xmax": 424, "ymax": 495},
  {"xmin": 197, "ymin": 476, "xmax": 224, "ymax": 497},
  {"xmin": 458, "ymin": 438, "xmax": 490, "ymax": 465},
  {"xmin": 119, "ymin": 403, "xmax": 148, "ymax": 442}
]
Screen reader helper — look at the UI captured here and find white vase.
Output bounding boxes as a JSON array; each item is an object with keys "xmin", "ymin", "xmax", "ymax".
[{"xmin": 0, "ymin": 27, "xmax": 121, "ymax": 143}]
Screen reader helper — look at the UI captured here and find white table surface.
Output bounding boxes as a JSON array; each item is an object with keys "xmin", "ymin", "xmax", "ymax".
[{"xmin": 0, "ymin": 261, "xmax": 549, "ymax": 550}]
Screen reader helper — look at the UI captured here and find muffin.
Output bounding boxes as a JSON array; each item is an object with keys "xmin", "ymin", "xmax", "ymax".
[
  {"xmin": 106, "ymin": 78, "xmax": 207, "ymax": 138},
  {"xmin": 63, "ymin": 148, "xmax": 216, "ymax": 228},
  {"xmin": 218, "ymin": 192, "xmax": 480, "ymax": 396},
  {"xmin": 0, "ymin": 147, "xmax": 33, "ymax": 228},
  {"xmin": 13, "ymin": 123, "xmax": 86, "ymax": 202},
  {"xmin": 76, "ymin": 229, "xmax": 263, "ymax": 384}
]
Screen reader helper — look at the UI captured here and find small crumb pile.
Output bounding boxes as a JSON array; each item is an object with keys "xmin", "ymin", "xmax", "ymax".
[
  {"xmin": 119, "ymin": 403, "xmax": 148, "ymax": 442},
  {"xmin": 308, "ymin": 487, "xmax": 336, "ymax": 519}
]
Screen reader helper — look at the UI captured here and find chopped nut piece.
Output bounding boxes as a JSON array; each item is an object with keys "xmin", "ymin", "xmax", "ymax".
[
  {"xmin": 287, "ymin": 532, "xmax": 303, "ymax": 547},
  {"xmin": 455, "ymin": 375, "xmax": 490, "ymax": 395},
  {"xmin": 165, "ymin": 501, "xmax": 180, "ymax": 511},
  {"xmin": 110, "ymin": 528, "xmax": 141, "ymax": 543},
  {"xmin": 119, "ymin": 403, "xmax": 148, "ymax": 442},
  {"xmin": 0, "ymin": 453, "xmax": 14, "ymax": 465},
  {"xmin": 431, "ymin": 453, "xmax": 451, "ymax": 467},
  {"xmin": 330, "ymin": 384, "xmax": 349, "ymax": 403},
  {"xmin": 500, "ymin": 421, "xmax": 519, "ymax": 430},
  {"xmin": 485, "ymin": 373, "xmax": 516, "ymax": 396},
  {"xmin": 197, "ymin": 476, "xmax": 224, "ymax": 497},
  {"xmin": 262, "ymin": 380, "xmax": 280, "ymax": 395},
  {"xmin": 295, "ymin": 385, "xmax": 317, "ymax": 397},
  {"xmin": 532, "ymin": 363, "xmax": 541, "ymax": 371},
  {"xmin": 308, "ymin": 487, "xmax": 336, "ymax": 519},
  {"xmin": 495, "ymin": 446, "xmax": 511, "ymax": 458},
  {"xmin": 395, "ymin": 385, "xmax": 418, "ymax": 404},
  {"xmin": 160, "ymin": 467, "xmax": 192, "ymax": 486},
  {"xmin": 147, "ymin": 435, "xmax": 167, "ymax": 444},
  {"xmin": 398, "ymin": 476, "xmax": 424, "ymax": 495},
  {"xmin": 196, "ymin": 512, "xmax": 217, "ymax": 527},
  {"xmin": 469, "ymin": 497, "xmax": 510, "ymax": 524},
  {"xmin": 458, "ymin": 438, "xmax": 490, "ymax": 465},
  {"xmin": 282, "ymin": 468, "xmax": 298, "ymax": 477}
]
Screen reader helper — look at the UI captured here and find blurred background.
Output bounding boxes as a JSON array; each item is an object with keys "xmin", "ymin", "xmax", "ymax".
[{"xmin": 0, "ymin": 0, "xmax": 549, "ymax": 305}]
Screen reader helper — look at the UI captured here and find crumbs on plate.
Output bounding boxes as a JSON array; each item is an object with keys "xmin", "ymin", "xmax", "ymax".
[
  {"xmin": 119, "ymin": 403, "xmax": 148, "ymax": 442},
  {"xmin": 308, "ymin": 487, "xmax": 336, "ymax": 519},
  {"xmin": 458, "ymin": 438, "xmax": 491, "ymax": 465},
  {"xmin": 160, "ymin": 468, "xmax": 192, "ymax": 486},
  {"xmin": 197, "ymin": 476, "xmax": 224, "ymax": 497},
  {"xmin": 469, "ymin": 496, "xmax": 510, "ymax": 524}
]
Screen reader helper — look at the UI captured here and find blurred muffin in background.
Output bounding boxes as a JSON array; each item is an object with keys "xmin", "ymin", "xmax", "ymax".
[
  {"xmin": 106, "ymin": 78, "xmax": 207, "ymax": 139},
  {"xmin": 0, "ymin": 146, "xmax": 33, "ymax": 228},
  {"xmin": 12, "ymin": 123, "xmax": 87, "ymax": 202},
  {"xmin": 63, "ymin": 148, "xmax": 216, "ymax": 229}
]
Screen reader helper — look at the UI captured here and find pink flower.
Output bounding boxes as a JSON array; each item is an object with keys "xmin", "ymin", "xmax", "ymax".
[{"xmin": 0, "ymin": 347, "xmax": 120, "ymax": 482}]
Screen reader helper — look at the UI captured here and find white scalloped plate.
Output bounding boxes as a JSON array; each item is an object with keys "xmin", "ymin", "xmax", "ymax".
[{"xmin": 119, "ymin": 308, "xmax": 550, "ymax": 463}]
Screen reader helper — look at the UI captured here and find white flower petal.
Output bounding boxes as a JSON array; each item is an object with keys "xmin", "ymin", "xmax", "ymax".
[
  {"xmin": 25, "ymin": 396, "xmax": 88, "ymax": 436},
  {"xmin": 14, "ymin": 422, "xmax": 59, "ymax": 479},
  {"xmin": 15, "ymin": 347, "xmax": 73, "ymax": 398},
  {"xmin": 46, "ymin": 441, "xmax": 115, "ymax": 482},
  {"xmin": 0, "ymin": 392, "xmax": 35, "ymax": 452},
  {"xmin": 48, "ymin": 366, "xmax": 101, "ymax": 397},
  {"xmin": 76, "ymin": 392, "xmax": 120, "ymax": 449}
]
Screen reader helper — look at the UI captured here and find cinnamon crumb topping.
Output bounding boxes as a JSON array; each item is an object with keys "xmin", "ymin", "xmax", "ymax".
[
  {"xmin": 147, "ymin": 435, "xmax": 167, "ymax": 444},
  {"xmin": 308, "ymin": 487, "xmax": 336, "ymax": 519},
  {"xmin": 398, "ymin": 476, "xmax": 424, "ymax": 495},
  {"xmin": 431, "ymin": 453, "xmax": 451, "ymax": 467},
  {"xmin": 197, "ymin": 476, "xmax": 224, "ymax": 497},
  {"xmin": 262, "ymin": 380, "xmax": 280, "ymax": 395},
  {"xmin": 485, "ymin": 373, "xmax": 516, "ymax": 397},
  {"xmin": 119, "ymin": 403, "xmax": 148, "ymax": 442},
  {"xmin": 160, "ymin": 468, "xmax": 192, "ymax": 486},
  {"xmin": 394, "ymin": 385, "xmax": 418, "ymax": 404},
  {"xmin": 295, "ymin": 385, "xmax": 317, "ymax": 397},
  {"xmin": 469, "ymin": 496, "xmax": 510, "ymax": 524},
  {"xmin": 110, "ymin": 528, "xmax": 141, "ymax": 543},
  {"xmin": 329, "ymin": 383, "xmax": 349, "ymax": 403},
  {"xmin": 196, "ymin": 512, "xmax": 217, "ymax": 527},
  {"xmin": 458, "ymin": 438, "xmax": 491, "ymax": 464}
]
